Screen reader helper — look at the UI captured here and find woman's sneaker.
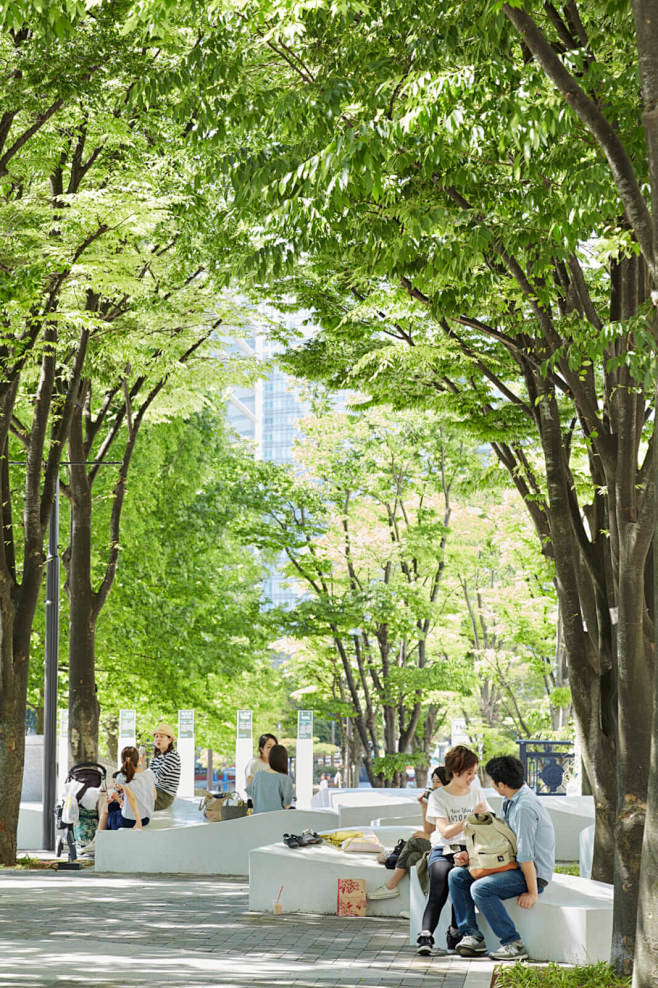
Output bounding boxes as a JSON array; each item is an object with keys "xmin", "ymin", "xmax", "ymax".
[
  {"xmin": 456, "ymin": 934, "xmax": 487, "ymax": 956},
  {"xmin": 367, "ymin": 885, "xmax": 400, "ymax": 900},
  {"xmin": 489, "ymin": 940, "xmax": 529, "ymax": 961},
  {"xmin": 416, "ymin": 931, "xmax": 434, "ymax": 956}
]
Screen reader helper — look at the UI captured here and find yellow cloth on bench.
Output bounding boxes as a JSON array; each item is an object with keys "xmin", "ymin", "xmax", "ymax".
[{"xmin": 321, "ymin": 830, "xmax": 367, "ymax": 847}]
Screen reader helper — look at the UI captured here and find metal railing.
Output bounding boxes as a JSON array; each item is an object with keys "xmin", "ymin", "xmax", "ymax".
[{"xmin": 517, "ymin": 739, "xmax": 574, "ymax": 795}]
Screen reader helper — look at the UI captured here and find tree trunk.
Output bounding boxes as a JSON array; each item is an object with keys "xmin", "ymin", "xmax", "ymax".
[
  {"xmin": 0, "ymin": 575, "xmax": 46, "ymax": 864},
  {"xmin": 632, "ymin": 430, "xmax": 658, "ymax": 988},
  {"xmin": 528, "ymin": 382, "xmax": 617, "ymax": 883},
  {"xmin": 0, "ymin": 595, "xmax": 23, "ymax": 865},
  {"xmin": 613, "ymin": 538, "xmax": 654, "ymax": 973}
]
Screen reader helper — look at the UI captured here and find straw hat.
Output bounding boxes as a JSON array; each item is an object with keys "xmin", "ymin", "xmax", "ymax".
[{"xmin": 153, "ymin": 723, "xmax": 176, "ymax": 740}]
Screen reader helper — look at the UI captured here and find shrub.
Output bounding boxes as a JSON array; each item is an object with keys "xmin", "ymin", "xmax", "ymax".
[{"xmin": 493, "ymin": 962, "xmax": 630, "ymax": 988}]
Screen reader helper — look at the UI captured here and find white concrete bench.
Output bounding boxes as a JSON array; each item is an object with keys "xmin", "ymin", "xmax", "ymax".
[
  {"xmin": 579, "ymin": 824, "xmax": 594, "ymax": 879},
  {"xmin": 17, "ymin": 802, "xmax": 43, "ymax": 851},
  {"xmin": 327, "ymin": 791, "xmax": 422, "ymax": 828},
  {"xmin": 248, "ymin": 825, "xmax": 417, "ymax": 917},
  {"xmin": 539, "ymin": 796, "xmax": 594, "ymax": 860},
  {"xmin": 311, "ymin": 787, "xmax": 424, "ymax": 809},
  {"xmin": 94, "ymin": 807, "xmax": 339, "ymax": 875},
  {"xmin": 408, "ymin": 867, "xmax": 611, "ymax": 964},
  {"xmin": 147, "ymin": 796, "xmax": 207, "ymax": 830}
]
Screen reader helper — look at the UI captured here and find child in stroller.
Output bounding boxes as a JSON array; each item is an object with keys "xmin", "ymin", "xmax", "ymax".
[{"xmin": 56, "ymin": 762, "xmax": 107, "ymax": 862}]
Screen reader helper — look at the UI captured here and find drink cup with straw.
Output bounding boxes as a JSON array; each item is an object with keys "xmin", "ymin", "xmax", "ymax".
[{"xmin": 273, "ymin": 885, "xmax": 283, "ymax": 914}]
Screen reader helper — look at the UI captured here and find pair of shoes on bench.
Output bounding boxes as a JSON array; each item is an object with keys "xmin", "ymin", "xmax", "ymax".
[{"xmin": 282, "ymin": 830, "xmax": 323, "ymax": 848}]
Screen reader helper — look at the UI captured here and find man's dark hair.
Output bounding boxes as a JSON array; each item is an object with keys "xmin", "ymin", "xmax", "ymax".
[{"xmin": 485, "ymin": 755, "xmax": 525, "ymax": 790}]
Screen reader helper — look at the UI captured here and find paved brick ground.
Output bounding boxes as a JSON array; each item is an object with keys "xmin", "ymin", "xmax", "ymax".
[{"xmin": 0, "ymin": 873, "xmax": 498, "ymax": 988}]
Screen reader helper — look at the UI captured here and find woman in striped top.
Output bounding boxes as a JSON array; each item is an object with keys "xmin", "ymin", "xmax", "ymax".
[{"xmin": 149, "ymin": 723, "xmax": 181, "ymax": 810}]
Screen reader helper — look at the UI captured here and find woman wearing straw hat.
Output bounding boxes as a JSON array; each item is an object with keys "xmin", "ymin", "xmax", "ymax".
[{"xmin": 149, "ymin": 723, "xmax": 181, "ymax": 811}]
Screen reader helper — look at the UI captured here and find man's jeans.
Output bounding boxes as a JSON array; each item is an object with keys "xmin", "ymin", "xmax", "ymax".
[{"xmin": 448, "ymin": 866, "xmax": 544, "ymax": 946}]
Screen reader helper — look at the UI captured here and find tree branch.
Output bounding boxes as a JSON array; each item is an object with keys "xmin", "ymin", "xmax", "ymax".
[{"xmin": 503, "ymin": 4, "xmax": 655, "ymax": 273}]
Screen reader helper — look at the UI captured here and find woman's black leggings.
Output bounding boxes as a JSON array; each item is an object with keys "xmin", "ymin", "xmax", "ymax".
[{"xmin": 421, "ymin": 852, "xmax": 454, "ymax": 935}]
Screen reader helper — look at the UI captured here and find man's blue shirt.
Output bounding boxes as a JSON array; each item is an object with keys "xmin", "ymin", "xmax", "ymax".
[{"xmin": 502, "ymin": 783, "xmax": 555, "ymax": 884}]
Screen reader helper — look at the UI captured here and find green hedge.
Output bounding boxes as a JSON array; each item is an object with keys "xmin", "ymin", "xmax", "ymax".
[{"xmin": 493, "ymin": 963, "xmax": 630, "ymax": 988}]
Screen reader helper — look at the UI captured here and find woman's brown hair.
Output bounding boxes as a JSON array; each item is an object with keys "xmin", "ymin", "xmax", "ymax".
[
  {"xmin": 444, "ymin": 745, "xmax": 478, "ymax": 780},
  {"xmin": 120, "ymin": 746, "xmax": 139, "ymax": 783},
  {"xmin": 268, "ymin": 744, "xmax": 288, "ymax": 775}
]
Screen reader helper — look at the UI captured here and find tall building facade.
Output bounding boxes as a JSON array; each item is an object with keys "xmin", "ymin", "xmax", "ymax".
[{"xmin": 225, "ymin": 316, "xmax": 311, "ymax": 611}]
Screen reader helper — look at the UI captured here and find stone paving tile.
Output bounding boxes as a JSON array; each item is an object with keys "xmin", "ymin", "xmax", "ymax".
[{"xmin": 0, "ymin": 872, "xmax": 475, "ymax": 987}]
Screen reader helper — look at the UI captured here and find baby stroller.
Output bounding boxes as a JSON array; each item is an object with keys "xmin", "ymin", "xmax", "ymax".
[{"xmin": 55, "ymin": 762, "xmax": 107, "ymax": 862}]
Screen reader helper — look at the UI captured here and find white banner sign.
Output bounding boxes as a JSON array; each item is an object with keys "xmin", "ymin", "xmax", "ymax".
[
  {"xmin": 118, "ymin": 709, "xmax": 136, "ymax": 767},
  {"xmin": 235, "ymin": 710, "xmax": 253, "ymax": 798},
  {"xmin": 296, "ymin": 710, "xmax": 314, "ymax": 809},
  {"xmin": 177, "ymin": 709, "xmax": 195, "ymax": 798},
  {"xmin": 58, "ymin": 709, "xmax": 69, "ymax": 797}
]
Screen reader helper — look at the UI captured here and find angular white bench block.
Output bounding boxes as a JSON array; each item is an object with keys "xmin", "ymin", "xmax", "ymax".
[
  {"xmin": 17, "ymin": 802, "xmax": 43, "ymax": 851},
  {"xmin": 312, "ymin": 788, "xmax": 424, "ymax": 809},
  {"xmin": 338, "ymin": 802, "xmax": 421, "ymax": 828},
  {"xmin": 476, "ymin": 872, "xmax": 612, "ymax": 964},
  {"xmin": 95, "ymin": 807, "xmax": 339, "ymax": 875},
  {"xmin": 409, "ymin": 868, "xmax": 611, "ymax": 964},
  {"xmin": 147, "ymin": 796, "xmax": 208, "ymax": 829},
  {"xmin": 540, "ymin": 796, "xmax": 594, "ymax": 860},
  {"xmin": 248, "ymin": 825, "xmax": 417, "ymax": 917},
  {"xmin": 329, "ymin": 791, "xmax": 424, "ymax": 828},
  {"xmin": 579, "ymin": 824, "xmax": 594, "ymax": 879}
]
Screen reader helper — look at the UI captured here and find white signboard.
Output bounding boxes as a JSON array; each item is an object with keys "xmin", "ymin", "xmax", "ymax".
[
  {"xmin": 118, "ymin": 709, "xmax": 136, "ymax": 767},
  {"xmin": 235, "ymin": 710, "xmax": 253, "ymax": 798},
  {"xmin": 58, "ymin": 709, "xmax": 69, "ymax": 796},
  {"xmin": 296, "ymin": 710, "xmax": 314, "ymax": 809},
  {"xmin": 177, "ymin": 709, "xmax": 195, "ymax": 798},
  {"xmin": 450, "ymin": 717, "xmax": 470, "ymax": 747}
]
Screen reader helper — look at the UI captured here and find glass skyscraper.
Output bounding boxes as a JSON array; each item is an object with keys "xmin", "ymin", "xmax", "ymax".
[{"xmin": 225, "ymin": 313, "xmax": 311, "ymax": 610}]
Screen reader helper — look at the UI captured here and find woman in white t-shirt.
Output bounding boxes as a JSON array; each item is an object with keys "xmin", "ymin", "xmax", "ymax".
[
  {"xmin": 100, "ymin": 746, "xmax": 156, "ymax": 831},
  {"xmin": 245, "ymin": 733, "xmax": 278, "ymax": 786},
  {"xmin": 416, "ymin": 745, "xmax": 491, "ymax": 956}
]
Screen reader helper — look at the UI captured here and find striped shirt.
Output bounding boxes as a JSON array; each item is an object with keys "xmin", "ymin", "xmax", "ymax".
[{"xmin": 149, "ymin": 749, "xmax": 181, "ymax": 796}]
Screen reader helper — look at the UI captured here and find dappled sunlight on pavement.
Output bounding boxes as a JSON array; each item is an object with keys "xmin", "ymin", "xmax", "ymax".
[{"xmin": 0, "ymin": 873, "xmax": 494, "ymax": 986}]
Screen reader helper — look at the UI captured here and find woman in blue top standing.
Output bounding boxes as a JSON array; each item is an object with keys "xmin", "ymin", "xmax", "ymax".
[{"xmin": 247, "ymin": 744, "xmax": 294, "ymax": 813}]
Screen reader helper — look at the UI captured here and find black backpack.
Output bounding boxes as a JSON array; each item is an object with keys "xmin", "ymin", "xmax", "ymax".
[{"xmin": 385, "ymin": 838, "xmax": 407, "ymax": 869}]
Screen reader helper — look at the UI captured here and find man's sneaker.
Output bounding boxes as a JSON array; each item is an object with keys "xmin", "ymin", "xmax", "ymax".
[
  {"xmin": 490, "ymin": 940, "xmax": 529, "ymax": 961},
  {"xmin": 456, "ymin": 934, "xmax": 487, "ymax": 957},
  {"xmin": 367, "ymin": 885, "xmax": 400, "ymax": 900},
  {"xmin": 416, "ymin": 931, "xmax": 434, "ymax": 956}
]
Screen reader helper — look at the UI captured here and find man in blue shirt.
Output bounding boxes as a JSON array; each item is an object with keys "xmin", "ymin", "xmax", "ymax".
[{"xmin": 448, "ymin": 755, "xmax": 555, "ymax": 961}]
